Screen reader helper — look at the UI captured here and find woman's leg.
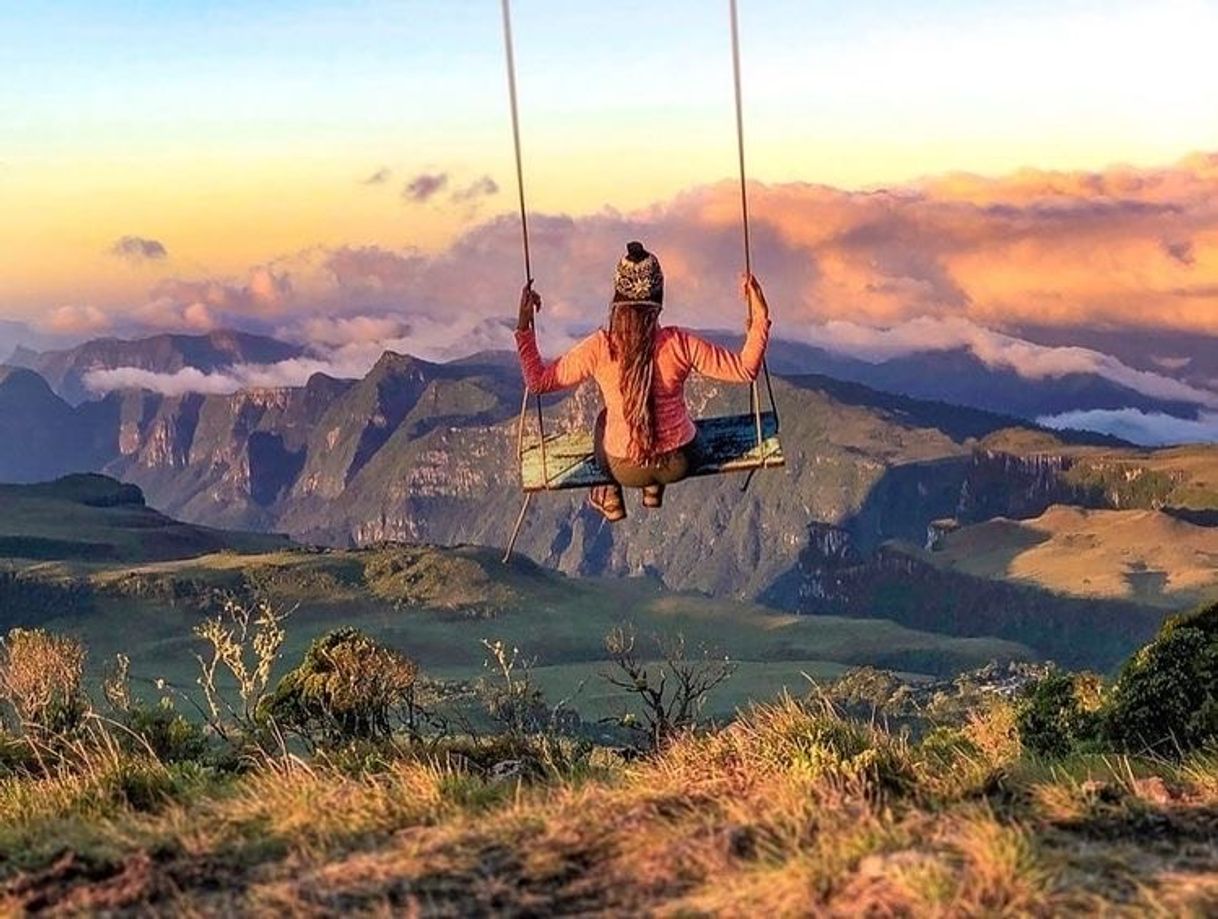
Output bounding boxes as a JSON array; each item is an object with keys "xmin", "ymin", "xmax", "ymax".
[
  {"xmin": 590, "ymin": 410, "xmax": 626, "ymax": 521},
  {"xmin": 592, "ymin": 423, "xmax": 702, "ymax": 513},
  {"xmin": 641, "ymin": 484, "xmax": 665, "ymax": 507},
  {"xmin": 640, "ymin": 447, "xmax": 691, "ymax": 507},
  {"xmin": 589, "ymin": 484, "xmax": 625, "ymax": 521}
]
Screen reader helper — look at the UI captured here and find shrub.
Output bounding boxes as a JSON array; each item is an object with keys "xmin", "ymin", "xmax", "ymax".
[
  {"xmin": 1015, "ymin": 669, "xmax": 1102, "ymax": 758},
  {"xmin": 965, "ymin": 698, "xmax": 1024, "ymax": 765},
  {"xmin": 0, "ymin": 628, "xmax": 88, "ymax": 734},
  {"xmin": 827, "ymin": 666, "xmax": 914, "ymax": 716},
  {"xmin": 103, "ymin": 756, "xmax": 184, "ymax": 812},
  {"xmin": 263, "ymin": 628, "xmax": 418, "ymax": 743},
  {"xmin": 478, "ymin": 639, "xmax": 553, "ymax": 737},
  {"xmin": 1103, "ymin": 602, "xmax": 1218, "ymax": 755},
  {"xmin": 102, "ymin": 652, "xmax": 133, "ymax": 713},
  {"xmin": 122, "ymin": 701, "xmax": 209, "ymax": 763},
  {"xmin": 0, "ymin": 729, "xmax": 37, "ymax": 776}
]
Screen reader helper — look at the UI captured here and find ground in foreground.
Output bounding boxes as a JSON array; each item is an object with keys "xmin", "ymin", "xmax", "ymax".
[{"xmin": 3, "ymin": 697, "xmax": 1218, "ymax": 916}]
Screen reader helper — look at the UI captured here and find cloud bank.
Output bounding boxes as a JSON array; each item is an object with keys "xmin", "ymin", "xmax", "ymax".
[
  {"xmin": 61, "ymin": 153, "xmax": 1218, "ymax": 336},
  {"xmin": 802, "ymin": 316, "xmax": 1218, "ymax": 409},
  {"xmin": 47, "ymin": 152, "xmax": 1218, "ymax": 420},
  {"xmin": 312, "ymin": 152, "xmax": 1218, "ymax": 337},
  {"xmin": 1038, "ymin": 408, "xmax": 1218, "ymax": 446},
  {"xmin": 80, "ymin": 313, "xmax": 565, "ymax": 398}
]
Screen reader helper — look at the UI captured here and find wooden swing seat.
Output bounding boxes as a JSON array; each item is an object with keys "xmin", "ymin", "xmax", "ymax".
[{"xmin": 519, "ymin": 411, "xmax": 783, "ymax": 491}]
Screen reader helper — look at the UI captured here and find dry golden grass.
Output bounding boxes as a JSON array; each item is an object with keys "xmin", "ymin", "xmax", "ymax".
[{"xmin": 3, "ymin": 697, "xmax": 1218, "ymax": 915}]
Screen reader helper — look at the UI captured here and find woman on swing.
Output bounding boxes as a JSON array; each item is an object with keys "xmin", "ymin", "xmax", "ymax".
[{"xmin": 515, "ymin": 241, "xmax": 771, "ymax": 521}]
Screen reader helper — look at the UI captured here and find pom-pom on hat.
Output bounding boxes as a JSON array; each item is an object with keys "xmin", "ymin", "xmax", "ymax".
[{"xmin": 612, "ymin": 241, "xmax": 664, "ymax": 306}]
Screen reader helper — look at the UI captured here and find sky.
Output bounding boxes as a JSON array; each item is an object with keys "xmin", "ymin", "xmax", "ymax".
[
  {"xmin": 3, "ymin": 0, "xmax": 1218, "ymax": 448},
  {"xmin": 4, "ymin": 0, "xmax": 1218, "ymax": 320}
]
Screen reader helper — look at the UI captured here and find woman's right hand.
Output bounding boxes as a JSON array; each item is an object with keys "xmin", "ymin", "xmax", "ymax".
[
  {"xmin": 742, "ymin": 273, "xmax": 770, "ymax": 328},
  {"xmin": 517, "ymin": 282, "xmax": 541, "ymax": 332}
]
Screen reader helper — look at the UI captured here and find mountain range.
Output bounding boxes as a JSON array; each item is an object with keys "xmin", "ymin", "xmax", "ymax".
[
  {"xmin": 3, "ymin": 328, "xmax": 1218, "ymax": 669},
  {"xmin": 12, "ymin": 326, "xmax": 1214, "ymax": 423}
]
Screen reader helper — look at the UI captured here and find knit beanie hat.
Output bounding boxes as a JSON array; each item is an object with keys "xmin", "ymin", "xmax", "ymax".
[{"xmin": 612, "ymin": 241, "xmax": 664, "ymax": 306}]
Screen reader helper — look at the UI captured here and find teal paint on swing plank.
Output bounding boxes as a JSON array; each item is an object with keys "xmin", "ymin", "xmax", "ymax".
[{"xmin": 519, "ymin": 412, "xmax": 783, "ymax": 492}]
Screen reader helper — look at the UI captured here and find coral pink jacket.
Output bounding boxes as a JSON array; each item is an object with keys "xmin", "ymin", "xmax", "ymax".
[{"xmin": 515, "ymin": 320, "xmax": 771, "ymax": 459}]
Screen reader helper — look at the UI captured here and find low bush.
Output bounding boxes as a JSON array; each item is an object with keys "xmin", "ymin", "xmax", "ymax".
[
  {"xmin": 0, "ymin": 729, "xmax": 37, "ymax": 776},
  {"xmin": 194, "ymin": 596, "xmax": 289, "ymax": 737},
  {"xmin": 478, "ymin": 638, "xmax": 556, "ymax": 736},
  {"xmin": 263, "ymin": 627, "xmax": 419, "ymax": 743},
  {"xmin": 122, "ymin": 701, "xmax": 209, "ymax": 763},
  {"xmin": 689, "ymin": 695, "xmax": 919, "ymax": 801},
  {"xmin": 1015, "ymin": 668, "xmax": 1102, "ymax": 758},
  {"xmin": 601, "ymin": 626, "xmax": 734, "ymax": 750},
  {"xmin": 1103, "ymin": 601, "xmax": 1218, "ymax": 755}
]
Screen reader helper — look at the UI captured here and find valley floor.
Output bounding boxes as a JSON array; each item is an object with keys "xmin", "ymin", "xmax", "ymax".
[{"xmin": 4, "ymin": 699, "xmax": 1218, "ymax": 916}]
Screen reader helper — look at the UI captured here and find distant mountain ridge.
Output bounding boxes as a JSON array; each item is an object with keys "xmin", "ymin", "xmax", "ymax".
[
  {"xmin": 11, "ymin": 330, "xmax": 305, "ymax": 404},
  {"xmin": 12, "ymin": 326, "xmax": 1212, "ymax": 429},
  {"xmin": 715, "ymin": 336, "xmax": 1208, "ymax": 422}
]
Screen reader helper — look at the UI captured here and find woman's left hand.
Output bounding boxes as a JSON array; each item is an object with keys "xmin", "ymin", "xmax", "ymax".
[
  {"xmin": 742, "ymin": 273, "xmax": 769, "ymax": 328},
  {"xmin": 517, "ymin": 282, "xmax": 541, "ymax": 331}
]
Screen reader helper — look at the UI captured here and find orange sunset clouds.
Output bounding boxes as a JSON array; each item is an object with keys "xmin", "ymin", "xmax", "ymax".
[{"xmin": 23, "ymin": 152, "xmax": 1218, "ymax": 348}]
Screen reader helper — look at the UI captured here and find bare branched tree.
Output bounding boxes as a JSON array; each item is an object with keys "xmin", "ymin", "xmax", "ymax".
[
  {"xmin": 601, "ymin": 625, "xmax": 735, "ymax": 750},
  {"xmin": 194, "ymin": 596, "xmax": 291, "ymax": 737}
]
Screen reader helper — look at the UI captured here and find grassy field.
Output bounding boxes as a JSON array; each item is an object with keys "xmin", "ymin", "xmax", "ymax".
[
  {"xmin": 4, "ymin": 479, "xmax": 1218, "ymax": 913},
  {"xmin": 927, "ymin": 505, "xmax": 1218, "ymax": 608},
  {"xmin": 518, "ymin": 659, "xmax": 868, "ymax": 721},
  {"xmin": 0, "ymin": 474, "xmax": 1032, "ymax": 720},
  {"xmin": 35, "ymin": 545, "xmax": 1028, "ymax": 718},
  {"xmin": 982, "ymin": 432, "xmax": 1218, "ymax": 510}
]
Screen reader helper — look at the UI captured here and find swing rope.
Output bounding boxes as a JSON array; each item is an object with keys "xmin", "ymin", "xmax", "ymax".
[
  {"xmin": 730, "ymin": 0, "xmax": 752, "ymax": 280},
  {"xmin": 502, "ymin": 0, "xmax": 532, "ymax": 285},
  {"xmin": 503, "ymin": 0, "xmax": 541, "ymax": 562},
  {"xmin": 730, "ymin": 0, "xmax": 778, "ymax": 493}
]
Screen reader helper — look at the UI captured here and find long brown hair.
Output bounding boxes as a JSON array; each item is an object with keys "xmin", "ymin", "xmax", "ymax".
[{"xmin": 607, "ymin": 302, "xmax": 663, "ymax": 464}]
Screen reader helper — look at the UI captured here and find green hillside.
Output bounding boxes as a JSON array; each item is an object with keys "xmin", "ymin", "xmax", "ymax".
[
  {"xmin": 0, "ymin": 474, "xmax": 290, "ymax": 566},
  {"xmin": 2, "ymin": 355, "xmax": 1212, "ymax": 684},
  {"xmin": 4, "ymin": 601, "xmax": 1218, "ymax": 914}
]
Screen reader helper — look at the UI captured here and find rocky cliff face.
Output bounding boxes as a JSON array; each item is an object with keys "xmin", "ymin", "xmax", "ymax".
[
  {"xmin": 0, "ymin": 368, "xmax": 110, "ymax": 481},
  {"xmin": 292, "ymin": 353, "xmax": 438, "ymax": 500},
  {"xmin": 66, "ymin": 353, "xmax": 988, "ymax": 599},
  {"xmin": 957, "ymin": 447, "xmax": 1192, "ymax": 522},
  {"xmin": 279, "ymin": 370, "xmax": 987, "ymax": 600},
  {"xmin": 101, "ymin": 375, "xmax": 353, "ymax": 529},
  {"xmin": 957, "ymin": 449, "xmax": 1086, "ymax": 521}
]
